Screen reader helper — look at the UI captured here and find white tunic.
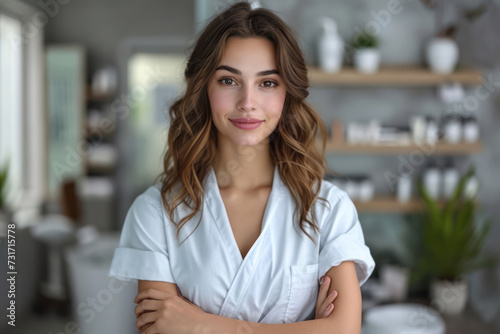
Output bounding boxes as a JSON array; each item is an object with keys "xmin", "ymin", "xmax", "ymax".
[{"xmin": 108, "ymin": 164, "xmax": 375, "ymax": 324}]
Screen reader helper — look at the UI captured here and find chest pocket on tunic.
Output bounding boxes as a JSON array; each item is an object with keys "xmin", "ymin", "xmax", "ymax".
[{"xmin": 284, "ymin": 263, "xmax": 319, "ymax": 323}]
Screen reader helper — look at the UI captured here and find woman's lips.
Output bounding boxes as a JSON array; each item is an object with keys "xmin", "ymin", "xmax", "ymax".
[
  {"xmin": 229, "ymin": 118, "xmax": 264, "ymax": 130},
  {"xmin": 230, "ymin": 118, "xmax": 263, "ymax": 123}
]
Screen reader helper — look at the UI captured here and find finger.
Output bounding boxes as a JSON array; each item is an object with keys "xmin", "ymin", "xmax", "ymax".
[
  {"xmin": 141, "ymin": 322, "xmax": 158, "ymax": 334},
  {"xmin": 328, "ymin": 290, "xmax": 338, "ymax": 303},
  {"xmin": 136, "ymin": 311, "xmax": 158, "ymax": 332},
  {"xmin": 134, "ymin": 288, "xmax": 169, "ymax": 304},
  {"xmin": 315, "ymin": 276, "xmax": 331, "ymax": 318},
  {"xmin": 139, "ymin": 322, "xmax": 153, "ymax": 332},
  {"xmin": 135, "ymin": 299, "xmax": 162, "ymax": 319},
  {"xmin": 316, "ymin": 276, "xmax": 331, "ymax": 308},
  {"xmin": 321, "ymin": 303, "xmax": 335, "ymax": 318},
  {"xmin": 317, "ymin": 289, "xmax": 338, "ymax": 319}
]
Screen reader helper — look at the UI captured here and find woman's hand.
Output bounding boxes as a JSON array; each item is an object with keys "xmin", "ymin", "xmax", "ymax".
[
  {"xmin": 134, "ymin": 287, "xmax": 209, "ymax": 333},
  {"xmin": 315, "ymin": 275, "xmax": 338, "ymax": 319}
]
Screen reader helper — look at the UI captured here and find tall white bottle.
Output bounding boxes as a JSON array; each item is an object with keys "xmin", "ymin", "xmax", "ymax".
[{"xmin": 318, "ymin": 17, "xmax": 344, "ymax": 73}]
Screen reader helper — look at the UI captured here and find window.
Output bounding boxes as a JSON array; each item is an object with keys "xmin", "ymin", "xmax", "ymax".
[{"xmin": 0, "ymin": 1, "xmax": 45, "ymax": 227}]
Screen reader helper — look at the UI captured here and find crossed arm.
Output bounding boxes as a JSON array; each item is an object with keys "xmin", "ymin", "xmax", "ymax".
[{"xmin": 135, "ymin": 261, "xmax": 362, "ymax": 334}]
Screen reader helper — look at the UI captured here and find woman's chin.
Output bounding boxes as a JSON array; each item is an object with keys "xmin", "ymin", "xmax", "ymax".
[{"xmin": 231, "ymin": 135, "xmax": 266, "ymax": 147}]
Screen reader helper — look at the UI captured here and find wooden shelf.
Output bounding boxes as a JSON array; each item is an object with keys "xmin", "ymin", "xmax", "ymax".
[
  {"xmin": 353, "ymin": 196, "xmax": 426, "ymax": 213},
  {"xmin": 86, "ymin": 84, "xmax": 113, "ymax": 102},
  {"xmin": 320, "ymin": 140, "xmax": 482, "ymax": 155},
  {"xmin": 308, "ymin": 65, "xmax": 483, "ymax": 86},
  {"xmin": 353, "ymin": 196, "xmax": 478, "ymax": 213}
]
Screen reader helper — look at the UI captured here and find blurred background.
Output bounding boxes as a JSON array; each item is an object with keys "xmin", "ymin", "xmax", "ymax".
[{"xmin": 1, "ymin": 0, "xmax": 500, "ymax": 333}]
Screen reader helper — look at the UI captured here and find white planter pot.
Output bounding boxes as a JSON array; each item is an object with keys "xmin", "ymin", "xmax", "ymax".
[
  {"xmin": 354, "ymin": 48, "xmax": 380, "ymax": 74},
  {"xmin": 426, "ymin": 38, "xmax": 459, "ymax": 74},
  {"xmin": 430, "ymin": 279, "xmax": 468, "ymax": 315}
]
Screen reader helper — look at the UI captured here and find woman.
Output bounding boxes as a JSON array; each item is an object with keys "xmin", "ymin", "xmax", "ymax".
[{"xmin": 108, "ymin": 1, "xmax": 375, "ymax": 333}]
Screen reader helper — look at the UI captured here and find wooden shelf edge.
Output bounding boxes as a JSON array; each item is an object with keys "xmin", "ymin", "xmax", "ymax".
[
  {"xmin": 307, "ymin": 65, "xmax": 483, "ymax": 86},
  {"xmin": 353, "ymin": 196, "xmax": 425, "ymax": 213},
  {"xmin": 320, "ymin": 140, "xmax": 483, "ymax": 155},
  {"xmin": 353, "ymin": 196, "xmax": 478, "ymax": 213}
]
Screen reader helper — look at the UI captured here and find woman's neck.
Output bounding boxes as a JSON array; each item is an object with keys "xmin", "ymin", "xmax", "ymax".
[{"xmin": 213, "ymin": 138, "xmax": 274, "ymax": 191}]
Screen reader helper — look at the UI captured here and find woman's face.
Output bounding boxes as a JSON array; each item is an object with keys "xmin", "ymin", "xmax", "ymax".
[{"xmin": 207, "ymin": 37, "xmax": 287, "ymax": 147}]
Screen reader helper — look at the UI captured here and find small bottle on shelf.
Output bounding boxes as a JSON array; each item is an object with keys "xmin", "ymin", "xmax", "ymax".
[
  {"xmin": 442, "ymin": 113, "xmax": 462, "ymax": 143},
  {"xmin": 397, "ymin": 172, "xmax": 412, "ymax": 203},
  {"xmin": 425, "ymin": 116, "xmax": 439, "ymax": 144},
  {"xmin": 462, "ymin": 115, "xmax": 480, "ymax": 143},
  {"xmin": 409, "ymin": 115, "xmax": 426, "ymax": 144},
  {"xmin": 442, "ymin": 158, "xmax": 459, "ymax": 199},
  {"xmin": 423, "ymin": 159, "xmax": 442, "ymax": 200},
  {"xmin": 464, "ymin": 173, "xmax": 479, "ymax": 199}
]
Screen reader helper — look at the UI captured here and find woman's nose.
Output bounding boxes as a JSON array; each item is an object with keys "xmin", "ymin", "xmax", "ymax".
[{"xmin": 237, "ymin": 86, "xmax": 257, "ymax": 111}]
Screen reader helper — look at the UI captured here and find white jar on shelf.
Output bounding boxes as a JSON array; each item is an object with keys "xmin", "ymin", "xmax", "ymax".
[
  {"xmin": 397, "ymin": 173, "xmax": 412, "ymax": 203},
  {"xmin": 344, "ymin": 178, "xmax": 359, "ymax": 200},
  {"xmin": 463, "ymin": 116, "xmax": 479, "ymax": 143},
  {"xmin": 464, "ymin": 175, "xmax": 479, "ymax": 199},
  {"xmin": 359, "ymin": 177, "xmax": 375, "ymax": 202},
  {"xmin": 426, "ymin": 37, "xmax": 459, "ymax": 74},
  {"xmin": 443, "ymin": 159, "xmax": 459, "ymax": 199},
  {"xmin": 425, "ymin": 116, "xmax": 439, "ymax": 144},
  {"xmin": 443, "ymin": 114, "xmax": 462, "ymax": 143},
  {"xmin": 409, "ymin": 116, "xmax": 426, "ymax": 144},
  {"xmin": 354, "ymin": 48, "xmax": 380, "ymax": 74},
  {"xmin": 423, "ymin": 161, "xmax": 442, "ymax": 200}
]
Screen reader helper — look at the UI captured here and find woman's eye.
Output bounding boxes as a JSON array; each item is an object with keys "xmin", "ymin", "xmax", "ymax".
[
  {"xmin": 218, "ymin": 78, "xmax": 234, "ymax": 86},
  {"xmin": 262, "ymin": 80, "xmax": 278, "ymax": 88},
  {"xmin": 217, "ymin": 78, "xmax": 279, "ymax": 88}
]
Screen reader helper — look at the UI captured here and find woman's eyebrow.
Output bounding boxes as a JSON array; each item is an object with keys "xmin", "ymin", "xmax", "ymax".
[{"xmin": 215, "ymin": 65, "xmax": 279, "ymax": 77}]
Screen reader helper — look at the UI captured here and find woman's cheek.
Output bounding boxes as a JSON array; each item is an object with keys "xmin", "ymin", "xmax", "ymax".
[
  {"xmin": 209, "ymin": 90, "xmax": 232, "ymax": 116},
  {"xmin": 265, "ymin": 97, "xmax": 285, "ymax": 120}
]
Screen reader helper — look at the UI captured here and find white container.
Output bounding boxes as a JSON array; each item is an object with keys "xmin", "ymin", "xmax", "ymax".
[
  {"xmin": 359, "ymin": 178, "xmax": 375, "ymax": 202},
  {"xmin": 464, "ymin": 175, "xmax": 479, "ymax": 199},
  {"xmin": 423, "ymin": 164, "xmax": 441, "ymax": 200},
  {"xmin": 439, "ymin": 82, "xmax": 465, "ymax": 104},
  {"xmin": 426, "ymin": 37, "xmax": 459, "ymax": 74},
  {"xmin": 344, "ymin": 179, "xmax": 359, "ymax": 200},
  {"xmin": 444, "ymin": 115, "xmax": 462, "ymax": 143},
  {"xmin": 65, "ymin": 233, "xmax": 137, "ymax": 334},
  {"xmin": 92, "ymin": 66, "xmax": 118, "ymax": 97},
  {"xmin": 379, "ymin": 264, "xmax": 410, "ymax": 302},
  {"xmin": 318, "ymin": 17, "xmax": 344, "ymax": 73},
  {"xmin": 425, "ymin": 116, "xmax": 439, "ymax": 144},
  {"xmin": 463, "ymin": 117, "xmax": 479, "ymax": 143},
  {"xmin": 397, "ymin": 173, "xmax": 412, "ymax": 203},
  {"xmin": 443, "ymin": 161, "xmax": 459, "ymax": 199},
  {"xmin": 354, "ymin": 48, "xmax": 380, "ymax": 74},
  {"xmin": 430, "ymin": 279, "xmax": 468, "ymax": 315},
  {"xmin": 347, "ymin": 122, "xmax": 362, "ymax": 144},
  {"xmin": 409, "ymin": 116, "xmax": 426, "ymax": 144},
  {"xmin": 363, "ymin": 303, "xmax": 445, "ymax": 334}
]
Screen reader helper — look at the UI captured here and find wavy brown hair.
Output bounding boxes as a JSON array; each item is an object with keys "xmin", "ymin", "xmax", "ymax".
[{"xmin": 155, "ymin": 1, "xmax": 333, "ymax": 245}]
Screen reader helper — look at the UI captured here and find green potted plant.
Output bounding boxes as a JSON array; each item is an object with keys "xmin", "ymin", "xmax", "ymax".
[
  {"xmin": 352, "ymin": 30, "xmax": 380, "ymax": 73},
  {"xmin": 412, "ymin": 166, "xmax": 498, "ymax": 315}
]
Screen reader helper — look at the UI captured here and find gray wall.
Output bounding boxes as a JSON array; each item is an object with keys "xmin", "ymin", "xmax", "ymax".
[{"xmin": 20, "ymin": 0, "xmax": 500, "ymax": 328}]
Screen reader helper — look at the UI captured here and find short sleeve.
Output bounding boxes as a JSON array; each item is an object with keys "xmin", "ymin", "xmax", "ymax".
[
  {"xmin": 318, "ymin": 191, "xmax": 375, "ymax": 287},
  {"xmin": 107, "ymin": 189, "xmax": 175, "ymax": 283}
]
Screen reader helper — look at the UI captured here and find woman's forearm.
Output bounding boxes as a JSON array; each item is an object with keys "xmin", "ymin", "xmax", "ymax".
[{"xmin": 204, "ymin": 313, "xmax": 344, "ymax": 334}]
